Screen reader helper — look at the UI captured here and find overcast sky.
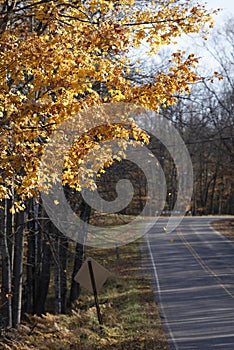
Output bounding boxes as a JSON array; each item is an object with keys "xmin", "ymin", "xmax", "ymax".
[
  {"xmin": 172, "ymin": 1, "xmax": 234, "ymax": 71},
  {"xmin": 176, "ymin": 1, "xmax": 234, "ymax": 71},
  {"xmin": 205, "ymin": 0, "xmax": 234, "ymax": 24},
  {"xmin": 131, "ymin": 1, "xmax": 234, "ymax": 73}
]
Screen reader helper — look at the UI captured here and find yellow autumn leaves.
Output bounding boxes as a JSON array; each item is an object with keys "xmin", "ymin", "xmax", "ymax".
[{"xmin": 0, "ymin": 0, "xmax": 216, "ymax": 205}]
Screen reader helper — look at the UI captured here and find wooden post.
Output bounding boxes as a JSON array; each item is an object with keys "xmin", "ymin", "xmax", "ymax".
[
  {"xmin": 88, "ymin": 260, "xmax": 103, "ymax": 325},
  {"xmin": 116, "ymin": 243, "xmax": 119, "ymax": 260}
]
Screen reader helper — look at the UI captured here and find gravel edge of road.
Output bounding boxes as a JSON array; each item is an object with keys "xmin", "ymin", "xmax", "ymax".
[{"xmin": 211, "ymin": 219, "xmax": 234, "ymax": 242}]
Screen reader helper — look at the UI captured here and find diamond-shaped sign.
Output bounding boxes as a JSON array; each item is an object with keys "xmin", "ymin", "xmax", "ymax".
[{"xmin": 74, "ymin": 257, "xmax": 111, "ymax": 293}]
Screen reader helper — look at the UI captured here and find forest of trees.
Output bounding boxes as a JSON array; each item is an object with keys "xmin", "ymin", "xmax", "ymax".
[
  {"xmin": 164, "ymin": 19, "xmax": 234, "ymax": 215},
  {"xmin": 0, "ymin": 0, "xmax": 233, "ymax": 331}
]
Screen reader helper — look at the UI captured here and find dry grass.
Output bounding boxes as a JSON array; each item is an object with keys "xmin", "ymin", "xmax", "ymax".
[
  {"xmin": 212, "ymin": 219, "xmax": 234, "ymax": 241},
  {"xmin": 0, "ymin": 239, "xmax": 168, "ymax": 350}
]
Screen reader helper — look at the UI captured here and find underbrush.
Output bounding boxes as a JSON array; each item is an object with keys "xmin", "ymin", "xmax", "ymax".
[{"xmin": 0, "ymin": 240, "xmax": 168, "ymax": 350}]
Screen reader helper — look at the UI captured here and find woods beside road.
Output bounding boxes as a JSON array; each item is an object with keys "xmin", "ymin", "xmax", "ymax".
[
  {"xmin": 0, "ymin": 1, "xmax": 233, "ymax": 347},
  {"xmin": 1, "ymin": 217, "xmax": 233, "ymax": 350}
]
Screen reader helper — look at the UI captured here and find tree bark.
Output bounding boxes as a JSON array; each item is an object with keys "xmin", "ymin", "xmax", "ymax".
[
  {"xmin": 0, "ymin": 200, "xmax": 12, "ymax": 328},
  {"xmin": 69, "ymin": 201, "xmax": 91, "ymax": 306},
  {"xmin": 52, "ymin": 227, "xmax": 68, "ymax": 314},
  {"xmin": 60, "ymin": 236, "xmax": 68, "ymax": 313},
  {"xmin": 25, "ymin": 199, "xmax": 42, "ymax": 315},
  {"xmin": 35, "ymin": 219, "xmax": 52, "ymax": 315},
  {"xmin": 12, "ymin": 210, "xmax": 25, "ymax": 328},
  {"xmin": 54, "ymin": 230, "xmax": 62, "ymax": 314}
]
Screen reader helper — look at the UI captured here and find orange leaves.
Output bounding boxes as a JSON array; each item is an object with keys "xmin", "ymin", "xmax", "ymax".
[
  {"xmin": 62, "ymin": 122, "xmax": 149, "ymax": 191},
  {"xmin": 124, "ymin": 50, "xmax": 200, "ymax": 111},
  {"xmin": 0, "ymin": 0, "xmax": 214, "ymax": 201}
]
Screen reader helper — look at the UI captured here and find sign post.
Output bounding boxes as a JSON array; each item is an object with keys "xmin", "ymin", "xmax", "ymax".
[
  {"xmin": 88, "ymin": 259, "xmax": 102, "ymax": 325},
  {"xmin": 74, "ymin": 257, "xmax": 111, "ymax": 326}
]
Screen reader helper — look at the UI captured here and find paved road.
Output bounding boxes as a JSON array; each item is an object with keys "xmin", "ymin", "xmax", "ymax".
[{"xmin": 146, "ymin": 216, "xmax": 234, "ymax": 350}]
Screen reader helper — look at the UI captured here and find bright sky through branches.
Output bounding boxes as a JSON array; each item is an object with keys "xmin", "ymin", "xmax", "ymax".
[
  {"xmin": 205, "ymin": 0, "xmax": 234, "ymax": 23},
  {"xmin": 165, "ymin": 1, "xmax": 234, "ymax": 72}
]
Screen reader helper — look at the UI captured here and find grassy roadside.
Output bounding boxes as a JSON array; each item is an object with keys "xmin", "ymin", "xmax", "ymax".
[
  {"xmin": 212, "ymin": 219, "xmax": 234, "ymax": 241},
  {"xmin": 0, "ymin": 239, "xmax": 168, "ymax": 350}
]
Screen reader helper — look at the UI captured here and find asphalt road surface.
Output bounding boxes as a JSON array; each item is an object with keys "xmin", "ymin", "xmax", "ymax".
[{"xmin": 146, "ymin": 216, "xmax": 234, "ymax": 350}]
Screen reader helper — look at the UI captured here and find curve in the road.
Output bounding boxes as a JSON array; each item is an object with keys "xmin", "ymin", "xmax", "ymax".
[{"xmin": 146, "ymin": 216, "xmax": 234, "ymax": 350}]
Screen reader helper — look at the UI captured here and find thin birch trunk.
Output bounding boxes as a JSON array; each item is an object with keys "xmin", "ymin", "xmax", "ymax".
[
  {"xmin": 0, "ymin": 199, "xmax": 12, "ymax": 327},
  {"xmin": 12, "ymin": 210, "xmax": 25, "ymax": 328},
  {"xmin": 35, "ymin": 217, "xmax": 52, "ymax": 315},
  {"xmin": 54, "ymin": 230, "xmax": 62, "ymax": 314},
  {"xmin": 69, "ymin": 201, "xmax": 91, "ymax": 305}
]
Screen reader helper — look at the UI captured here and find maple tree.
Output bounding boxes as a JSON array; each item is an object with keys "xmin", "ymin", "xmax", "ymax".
[
  {"xmin": 0, "ymin": 0, "xmax": 221, "ymax": 329},
  {"xmin": 0, "ymin": 0, "xmax": 216, "ymax": 204}
]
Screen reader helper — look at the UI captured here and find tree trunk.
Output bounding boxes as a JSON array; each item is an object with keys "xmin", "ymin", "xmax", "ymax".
[
  {"xmin": 25, "ymin": 199, "xmax": 42, "ymax": 315},
  {"xmin": 53, "ymin": 227, "xmax": 68, "ymax": 314},
  {"xmin": 0, "ymin": 200, "xmax": 12, "ymax": 328},
  {"xmin": 54, "ymin": 230, "xmax": 62, "ymax": 314},
  {"xmin": 33, "ymin": 200, "xmax": 41, "ymax": 314},
  {"xmin": 60, "ymin": 236, "xmax": 68, "ymax": 314},
  {"xmin": 35, "ymin": 219, "xmax": 52, "ymax": 315},
  {"xmin": 69, "ymin": 242, "xmax": 84, "ymax": 305},
  {"xmin": 24, "ymin": 199, "xmax": 35, "ymax": 314},
  {"xmin": 12, "ymin": 210, "xmax": 25, "ymax": 328},
  {"xmin": 69, "ymin": 201, "xmax": 91, "ymax": 306}
]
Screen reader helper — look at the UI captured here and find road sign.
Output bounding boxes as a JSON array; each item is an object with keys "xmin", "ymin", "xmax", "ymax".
[
  {"xmin": 74, "ymin": 257, "xmax": 111, "ymax": 293},
  {"xmin": 74, "ymin": 257, "xmax": 111, "ymax": 325}
]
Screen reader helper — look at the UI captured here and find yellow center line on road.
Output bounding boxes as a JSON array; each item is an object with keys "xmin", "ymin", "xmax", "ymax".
[{"xmin": 176, "ymin": 229, "xmax": 234, "ymax": 299}]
